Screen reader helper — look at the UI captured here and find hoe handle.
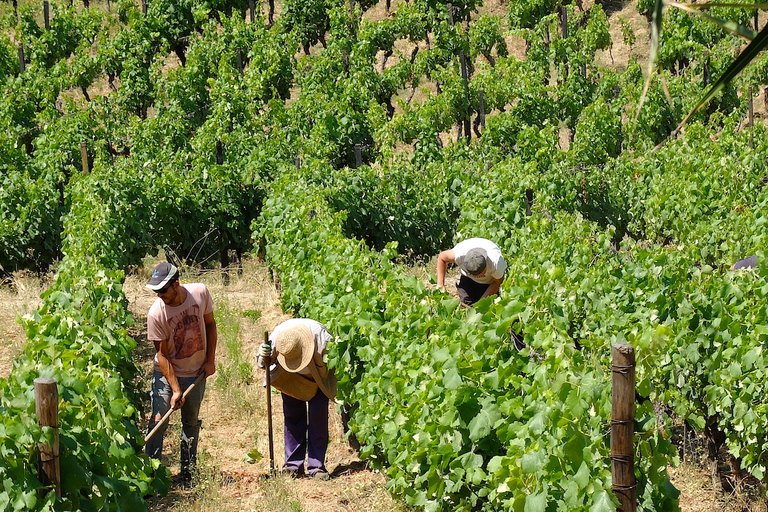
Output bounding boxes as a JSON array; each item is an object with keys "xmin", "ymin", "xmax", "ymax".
[
  {"xmin": 265, "ymin": 330, "xmax": 275, "ymax": 473},
  {"xmin": 144, "ymin": 372, "xmax": 206, "ymax": 444}
]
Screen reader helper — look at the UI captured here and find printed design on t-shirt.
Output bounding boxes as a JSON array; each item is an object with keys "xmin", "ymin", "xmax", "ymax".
[{"xmin": 172, "ymin": 305, "xmax": 205, "ymax": 360}]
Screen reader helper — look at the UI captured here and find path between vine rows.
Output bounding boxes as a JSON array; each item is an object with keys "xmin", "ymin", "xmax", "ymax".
[{"xmin": 125, "ymin": 258, "xmax": 401, "ymax": 512}]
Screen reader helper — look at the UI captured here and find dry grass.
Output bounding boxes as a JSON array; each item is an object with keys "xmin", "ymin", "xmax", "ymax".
[
  {"xmin": 671, "ymin": 461, "xmax": 768, "ymax": 512},
  {"xmin": 0, "ymin": 271, "xmax": 48, "ymax": 379}
]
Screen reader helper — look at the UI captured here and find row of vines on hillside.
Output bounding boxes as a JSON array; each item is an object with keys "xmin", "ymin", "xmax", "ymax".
[
  {"xmin": 0, "ymin": 171, "xmax": 170, "ymax": 510},
  {"xmin": 3, "ymin": 0, "xmax": 761, "ymax": 271},
  {"xmin": 254, "ymin": 115, "xmax": 768, "ymax": 508},
  {"xmin": 456, "ymin": 127, "xmax": 768, "ymax": 483}
]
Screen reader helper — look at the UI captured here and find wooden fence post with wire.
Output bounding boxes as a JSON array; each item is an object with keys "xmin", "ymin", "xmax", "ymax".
[
  {"xmin": 35, "ymin": 377, "xmax": 61, "ymax": 497},
  {"xmin": 611, "ymin": 343, "xmax": 637, "ymax": 512}
]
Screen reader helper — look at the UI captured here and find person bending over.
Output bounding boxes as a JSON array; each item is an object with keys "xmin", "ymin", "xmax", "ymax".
[{"xmin": 437, "ymin": 237, "xmax": 507, "ymax": 307}]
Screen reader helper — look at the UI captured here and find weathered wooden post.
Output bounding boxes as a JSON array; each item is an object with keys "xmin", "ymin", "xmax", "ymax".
[
  {"xmin": 703, "ymin": 54, "xmax": 710, "ymax": 86},
  {"xmin": 525, "ymin": 188, "xmax": 534, "ymax": 216},
  {"xmin": 749, "ymin": 86, "xmax": 754, "ymax": 149},
  {"xmin": 459, "ymin": 50, "xmax": 471, "ymax": 142},
  {"xmin": 34, "ymin": 377, "xmax": 61, "ymax": 497},
  {"xmin": 221, "ymin": 235, "xmax": 230, "ymax": 286},
  {"xmin": 560, "ymin": 7, "xmax": 569, "ymax": 80},
  {"xmin": 478, "ymin": 90, "xmax": 485, "ymax": 131},
  {"xmin": 80, "ymin": 142, "xmax": 89, "ymax": 173},
  {"xmin": 17, "ymin": 44, "xmax": 25, "ymax": 74},
  {"xmin": 611, "ymin": 343, "xmax": 636, "ymax": 512},
  {"xmin": 560, "ymin": 7, "xmax": 568, "ymax": 38},
  {"xmin": 216, "ymin": 141, "xmax": 223, "ymax": 165}
]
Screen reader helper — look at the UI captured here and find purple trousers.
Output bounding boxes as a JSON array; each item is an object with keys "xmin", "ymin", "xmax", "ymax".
[{"xmin": 281, "ymin": 389, "xmax": 329, "ymax": 475}]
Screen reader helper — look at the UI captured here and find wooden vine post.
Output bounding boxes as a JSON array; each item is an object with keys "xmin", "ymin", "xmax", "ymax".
[
  {"xmin": 611, "ymin": 343, "xmax": 636, "ymax": 512},
  {"xmin": 560, "ymin": 7, "xmax": 569, "ymax": 80},
  {"xmin": 560, "ymin": 6, "xmax": 568, "ymax": 38},
  {"xmin": 80, "ymin": 142, "xmax": 89, "ymax": 173},
  {"xmin": 748, "ymin": 86, "xmax": 754, "ymax": 149},
  {"xmin": 34, "ymin": 377, "xmax": 61, "ymax": 497},
  {"xmin": 17, "ymin": 44, "xmax": 25, "ymax": 74},
  {"xmin": 447, "ymin": 3, "xmax": 471, "ymax": 142},
  {"xmin": 477, "ymin": 90, "xmax": 485, "ymax": 132}
]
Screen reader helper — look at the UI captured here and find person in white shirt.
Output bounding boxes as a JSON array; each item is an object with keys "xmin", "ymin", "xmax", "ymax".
[{"xmin": 436, "ymin": 238, "xmax": 507, "ymax": 306}]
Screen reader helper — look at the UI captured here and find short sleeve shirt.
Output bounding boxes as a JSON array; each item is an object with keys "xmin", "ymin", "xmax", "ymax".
[
  {"xmin": 147, "ymin": 283, "xmax": 214, "ymax": 377},
  {"xmin": 452, "ymin": 238, "xmax": 507, "ymax": 284}
]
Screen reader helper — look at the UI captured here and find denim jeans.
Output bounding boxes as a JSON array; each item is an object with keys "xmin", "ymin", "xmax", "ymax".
[{"xmin": 144, "ymin": 372, "xmax": 206, "ymax": 474}]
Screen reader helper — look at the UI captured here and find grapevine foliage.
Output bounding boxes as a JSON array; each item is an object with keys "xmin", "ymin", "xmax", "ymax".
[{"xmin": 2, "ymin": 0, "xmax": 768, "ymax": 509}]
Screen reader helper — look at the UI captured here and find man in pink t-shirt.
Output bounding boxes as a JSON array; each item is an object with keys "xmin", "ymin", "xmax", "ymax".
[{"xmin": 144, "ymin": 262, "xmax": 218, "ymax": 487}]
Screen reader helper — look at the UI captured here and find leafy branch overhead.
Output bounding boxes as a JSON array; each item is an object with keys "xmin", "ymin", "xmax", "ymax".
[{"xmin": 642, "ymin": 0, "xmax": 768, "ymax": 142}]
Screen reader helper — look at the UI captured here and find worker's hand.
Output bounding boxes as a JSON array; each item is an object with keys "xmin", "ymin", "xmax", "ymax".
[
  {"xmin": 170, "ymin": 390, "xmax": 184, "ymax": 410},
  {"xmin": 201, "ymin": 360, "xmax": 216, "ymax": 378},
  {"xmin": 258, "ymin": 343, "xmax": 272, "ymax": 359}
]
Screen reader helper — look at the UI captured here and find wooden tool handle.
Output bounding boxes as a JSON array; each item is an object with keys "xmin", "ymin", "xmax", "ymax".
[
  {"xmin": 144, "ymin": 372, "xmax": 206, "ymax": 444},
  {"xmin": 265, "ymin": 330, "xmax": 275, "ymax": 473}
]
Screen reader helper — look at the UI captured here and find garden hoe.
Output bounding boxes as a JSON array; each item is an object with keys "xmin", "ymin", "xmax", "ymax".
[{"xmin": 144, "ymin": 372, "xmax": 206, "ymax": 444}]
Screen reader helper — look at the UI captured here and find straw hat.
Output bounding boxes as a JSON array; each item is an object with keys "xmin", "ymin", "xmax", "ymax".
[
  {"xmin": 275, "ymin": 325, "xmax": 315, "ymax": 373},
  {"xmin": 273, "ymin": 323, "xmax": 337, "ymax": 400}
]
